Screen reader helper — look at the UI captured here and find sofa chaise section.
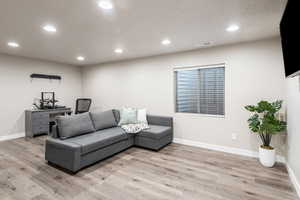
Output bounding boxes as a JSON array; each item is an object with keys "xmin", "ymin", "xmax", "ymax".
[{"xmin": 134, "ymin": 115, "xmax": 173, "ymax": 150}]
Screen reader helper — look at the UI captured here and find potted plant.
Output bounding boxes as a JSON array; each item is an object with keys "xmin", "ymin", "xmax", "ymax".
[{"xmin": 245, "ymin": 100, "xmax": 286, "ymax": 167}]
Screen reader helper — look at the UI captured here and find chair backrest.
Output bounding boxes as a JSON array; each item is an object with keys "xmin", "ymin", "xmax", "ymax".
[{"xmin": 75, "ymin": 98, "xmax": 92, "ymax": 114}]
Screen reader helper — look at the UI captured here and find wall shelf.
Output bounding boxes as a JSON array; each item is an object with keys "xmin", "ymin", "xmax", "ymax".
[{"xmin": 30, "ymin": 74, "xmax": 61, "ymax": 80}]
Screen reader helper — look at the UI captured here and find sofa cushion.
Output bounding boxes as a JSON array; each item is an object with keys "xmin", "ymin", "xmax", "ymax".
[
  {"xmin": 90, "ymin": 110, "xmax": 117, "ymax": 131},
  {"xmin": 137, "ymin": 108, "xmax": 148, "ymax": 125},
  {"xmin": 118, "ymin": 108, "xmax": 138, "ymax": 126},
  {"xmin": 66, "ymin": 127, "xmax": 128, "ymax": 154},
  {"xmin": 56, "ymin": 112, "xmax": 95, "ymax": 140},
  {"xmin": 138, "ymin": 125, "xmax": 171, "ymax": 140}
]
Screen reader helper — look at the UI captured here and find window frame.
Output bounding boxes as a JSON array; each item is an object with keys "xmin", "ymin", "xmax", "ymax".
[{"xmin": 173, "ymin": 63, "xmax": 226, "ymax": 118}]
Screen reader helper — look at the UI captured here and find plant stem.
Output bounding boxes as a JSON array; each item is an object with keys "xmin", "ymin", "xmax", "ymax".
[
  {"xmin": 269, "ymin": 134, "xmax": 272, "ymax": 146},
  {"xmin": 264, "ymin": 133, "xmax": 272, "ymax": 147},
  {"xmin": 259, "ymin": 133, "xmax": 267, "ymax": 146}
]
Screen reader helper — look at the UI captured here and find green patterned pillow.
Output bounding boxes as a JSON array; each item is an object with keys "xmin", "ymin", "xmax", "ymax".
[{"xmin": 118, "ymin": 108, "xmax": 138, "ymax": 126}]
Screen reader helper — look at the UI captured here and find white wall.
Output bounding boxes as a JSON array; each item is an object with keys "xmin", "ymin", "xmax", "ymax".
[
  {"xmin": 0, "ymin": 54, "xmax": 82, "ymax": 137},
  {"xmin": 286, "ymin": 76, "xmax": 300, "ymax": 190},
  {"xmin": 82, "ymin": 37, "xmax": 286, "ymax": 154}
]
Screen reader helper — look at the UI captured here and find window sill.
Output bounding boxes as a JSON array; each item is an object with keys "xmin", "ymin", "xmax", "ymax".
[{"xmin": 175, "ymin": 112, "xmax": 225, "ymax": 118}]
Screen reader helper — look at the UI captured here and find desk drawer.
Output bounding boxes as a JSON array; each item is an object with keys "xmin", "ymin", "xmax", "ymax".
[
  {"xmin": 32, "ymin": 112, "xmax": 49, "ymax": 121},
  {"xmin": 32, "ymin": 118, "xmax": 49, "ymax": 126},
  {"xmin": 31, "ymin": 112, "xmax": 49, "ymax": 135},
  {"xmin": 32, "ymin": 124, "xmax": 48, "ymax": 134}
]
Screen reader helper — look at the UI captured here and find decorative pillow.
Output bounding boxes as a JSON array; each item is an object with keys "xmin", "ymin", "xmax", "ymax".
[
  {"xmin": 90, "ymin": 110, "xmax": 117, "ymax": 131},
  {"xmin": 118, "ymin": 108, "xmax": 138, "ymax": 126},
  {"xmin": 121, "ymin": 123, "xmax": 150, "ymax": 134},
  {"xmin": 137, "ymin": 108, "xmax": 148, "ymax": 125},
  {"xmin": 56, "ymin": 112, "xmax": 95, "ymax": 140}
]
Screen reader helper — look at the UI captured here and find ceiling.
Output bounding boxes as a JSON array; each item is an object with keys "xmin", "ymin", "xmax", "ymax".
[{"xmin": 0, "ymin": 0, "xmax": 287, "ymax": 65}]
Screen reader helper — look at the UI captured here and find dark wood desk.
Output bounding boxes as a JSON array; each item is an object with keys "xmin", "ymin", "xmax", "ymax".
[{"xmin": 25, "ymin": 108, "xmax": 72, "ymax": 137}]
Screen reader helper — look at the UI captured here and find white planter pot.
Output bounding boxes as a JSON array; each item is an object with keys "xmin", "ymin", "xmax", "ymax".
[{"xmin": 259, "ymin": 146, "xmax": 276, "ymax": 167}]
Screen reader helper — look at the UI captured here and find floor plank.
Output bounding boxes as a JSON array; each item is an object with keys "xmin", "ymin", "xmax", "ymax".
[{"xmin": 0, "ymin": 136, "xmax": 298, "ymax": 200}]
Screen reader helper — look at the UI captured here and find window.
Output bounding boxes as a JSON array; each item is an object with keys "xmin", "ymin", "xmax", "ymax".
[{"xmin": 174, "ymin": 64, "xmax": 225, "ymax": 116}]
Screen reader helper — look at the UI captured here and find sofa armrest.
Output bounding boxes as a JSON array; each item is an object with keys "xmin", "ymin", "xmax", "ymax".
[
  {"xmin": 45, "ymin": 138, "xmax": 81, "ymax": 172},
  {"xmin": 147, "ymin": 115, "xmax": 173, "ymax": 128}
]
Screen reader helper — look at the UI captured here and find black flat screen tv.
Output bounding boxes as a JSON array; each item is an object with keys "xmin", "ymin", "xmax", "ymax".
[{"xmin": 280, "ymin": 0, "xmax": 299, "ymax": 77}]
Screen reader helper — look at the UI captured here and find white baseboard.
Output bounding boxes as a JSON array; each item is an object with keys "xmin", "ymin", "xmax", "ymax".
[
  {"xmin": 286, "ymin": 163, "xmax": 300, "ymax": 198},
  {"xmin": 173, "ymin": 138, "xmax": 285, "ymax": 163},
  {"xmin": 0, "ymin": 132, "xmax": 25, "ymax": 142}
]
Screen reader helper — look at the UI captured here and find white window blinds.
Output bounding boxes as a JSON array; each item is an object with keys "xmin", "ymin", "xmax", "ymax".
[{"xmin": 175, "ymin": 65, "xmax": 225, "ymax": 115}]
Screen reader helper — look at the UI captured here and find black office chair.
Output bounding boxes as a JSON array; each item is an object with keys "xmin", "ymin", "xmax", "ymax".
[{"xmin": 75, "ymin": 98, "xmax": 92, "ymax": 114}]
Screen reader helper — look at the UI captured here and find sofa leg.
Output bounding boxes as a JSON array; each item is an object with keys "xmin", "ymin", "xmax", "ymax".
[{"xmin": 47, "ymin": 161, "xmax": 78, "ymax": 175}]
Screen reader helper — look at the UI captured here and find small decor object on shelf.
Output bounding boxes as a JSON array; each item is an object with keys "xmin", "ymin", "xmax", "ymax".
[
  {"xmin": 40, "ymin": 92, "xmax": 57, "ymax": 109},
  {"xmin": 245, "ymin": 100, "xmax": 286, "ymax": 167}
]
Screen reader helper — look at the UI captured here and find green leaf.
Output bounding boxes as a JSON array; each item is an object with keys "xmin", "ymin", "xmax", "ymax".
[
  {"xmin": 271, "ymin": 100, "xmax": 283, "ymax": 113},
  {"xmin": 247, "ymin": 114, "xmax": 260, "ymax": 133},
  {"xmin": 257, "ymin": 101, "xmax": 273, "ymax": 113},
  {"xmin": 245, "ymin": 105, "xmax": 257, "ymax": 112}
]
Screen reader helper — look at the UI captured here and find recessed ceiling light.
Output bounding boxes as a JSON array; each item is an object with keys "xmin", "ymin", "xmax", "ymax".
[
  {"xmin": 77, "ymin": 56, "xmax": 85, "ymax": 61},
  {"xmin": 226, "ymin": 24, "xmax": 239, "ymax": 32},
  {"xmin": 98, "ymin": 1, "xmax": 113, "ymax": 10},
  {"xmin": 114, "ymin": 48, "xmax": 123, "ymax": 54},
  {"xmin": 7, "ymin": 41, "xmax": 19, "ymax": 48},
  {"xmin": 43, "ymin": 25, "xmax": 57, "ymax": 33},
  {"xmin": 162, "ymin": 39, "xmax": 171, "ymax": 45}
]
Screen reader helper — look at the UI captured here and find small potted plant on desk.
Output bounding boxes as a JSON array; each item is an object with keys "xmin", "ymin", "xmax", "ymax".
[{"xmin": 245, "ymin": 100, "xmax": 286, "ymax": 167}]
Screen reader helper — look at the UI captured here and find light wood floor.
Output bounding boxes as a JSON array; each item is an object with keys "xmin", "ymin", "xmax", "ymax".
[{"xmin": 0, "ymin": 136, "xmax": 298, "ymax": 200}]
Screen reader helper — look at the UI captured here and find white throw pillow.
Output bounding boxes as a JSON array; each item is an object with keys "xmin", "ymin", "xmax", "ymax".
[
  {"xmin": 118, "ymin": 107, "xmax": 138, "ymax": 126},
  {"xmin": 137, "ymin": 108, "xmax": 148, "ymax": 124}
]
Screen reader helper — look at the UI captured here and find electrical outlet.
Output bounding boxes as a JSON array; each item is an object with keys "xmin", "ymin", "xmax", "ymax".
[{"xmin": 232, "ymin": 133, "xmax": 237, "ymax": 140}]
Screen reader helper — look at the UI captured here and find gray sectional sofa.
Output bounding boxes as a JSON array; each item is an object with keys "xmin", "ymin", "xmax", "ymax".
[{"xmin": 45, "ymin": 109, "xmax": 173, "ymax": 173}]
